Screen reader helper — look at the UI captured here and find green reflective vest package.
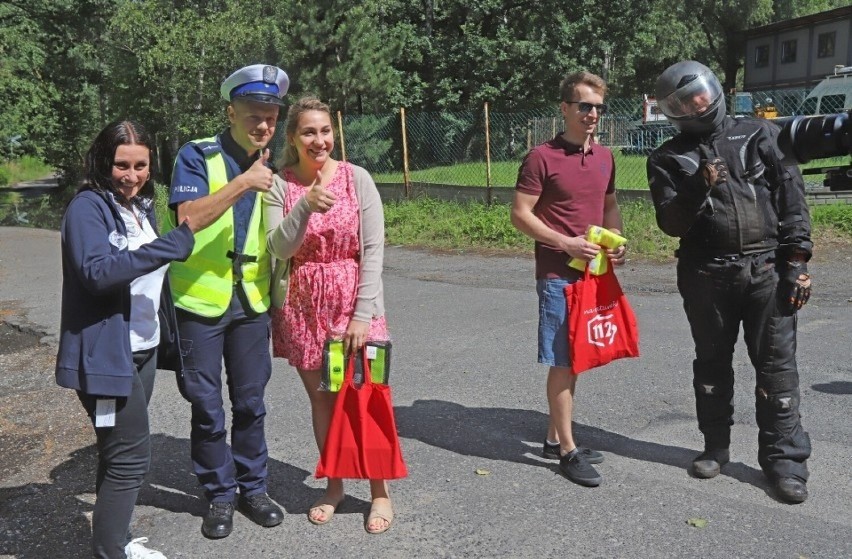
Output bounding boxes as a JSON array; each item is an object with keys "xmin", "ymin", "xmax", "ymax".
[{"xmin": 321, "ymin": 340, "xmax": 391, "ymax": 392}]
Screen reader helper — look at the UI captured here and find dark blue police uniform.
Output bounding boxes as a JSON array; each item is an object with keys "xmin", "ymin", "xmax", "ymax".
[
  {"xmin": 171, "ymin": 131, "xmax": 271, "ymax": 500},
  {"xmin": 169, "ymin": 63, "xmax": 289, "ymax": 538}
]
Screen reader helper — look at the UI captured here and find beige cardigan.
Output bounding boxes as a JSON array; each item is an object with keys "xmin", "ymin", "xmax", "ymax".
[{"xmin": 263, "ymin": 163, "xmax": 386, "ymax": 323}]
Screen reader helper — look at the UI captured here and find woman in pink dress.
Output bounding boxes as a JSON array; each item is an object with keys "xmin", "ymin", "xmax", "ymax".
[{"xmin": 264, "ymin": 96, "xmax": 394, "ymax": 534}]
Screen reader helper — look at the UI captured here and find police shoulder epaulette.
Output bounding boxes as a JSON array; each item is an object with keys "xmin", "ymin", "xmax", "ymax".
[{"xmin": 195, "ymin": 140, "xmax": 222, "ymax": 156}]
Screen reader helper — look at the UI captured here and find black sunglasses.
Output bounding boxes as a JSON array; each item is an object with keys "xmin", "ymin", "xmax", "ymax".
[{"xmin": 565, "ymin": 101, "xmax": 608, "ymax": 115}]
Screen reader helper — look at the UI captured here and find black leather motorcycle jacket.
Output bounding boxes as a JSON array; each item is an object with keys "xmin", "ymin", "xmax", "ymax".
[{"xmin": 647, "ymin": 116, "xmax": 812, "ymax": 260}]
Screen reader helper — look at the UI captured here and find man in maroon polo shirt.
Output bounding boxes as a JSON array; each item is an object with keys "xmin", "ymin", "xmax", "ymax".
[{"xmin": 511, "ymin": 71, "xmax": 626, "ymax": 487}]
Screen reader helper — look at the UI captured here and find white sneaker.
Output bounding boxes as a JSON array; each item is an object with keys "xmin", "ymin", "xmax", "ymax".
[{"xmin": 124, "ymin": 537, "xmax": 167, "ymax": 559}]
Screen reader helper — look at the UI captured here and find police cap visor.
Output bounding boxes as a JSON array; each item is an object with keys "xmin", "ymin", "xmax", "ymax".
[{"xmin": 221, "ymin": 64, "xmax": 289, "ymax": 106}]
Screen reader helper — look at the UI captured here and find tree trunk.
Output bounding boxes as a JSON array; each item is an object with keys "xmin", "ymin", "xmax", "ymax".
[{"xmin": 722, "ymin": 32, "xmax": 744, "ymax": 92}]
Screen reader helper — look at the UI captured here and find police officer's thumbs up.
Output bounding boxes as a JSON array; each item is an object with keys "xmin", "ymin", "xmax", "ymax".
[
  {"xmin": 305, "ymin": 169, "xmax": 337, "ymax": 213},
  {"xmin": 242, "ymin": 148, "xmax": 274, "ymax": 192}
]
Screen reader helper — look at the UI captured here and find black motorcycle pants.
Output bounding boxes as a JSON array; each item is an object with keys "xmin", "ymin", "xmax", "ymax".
[{"xmin": 677, "ymin": 251, "xmax": 810, "ymax": 481}]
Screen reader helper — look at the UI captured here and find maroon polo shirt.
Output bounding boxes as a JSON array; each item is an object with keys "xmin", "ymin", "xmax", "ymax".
[{"xmin": 515, "ymin": 134, "xmax": 615, "ymax": 279}]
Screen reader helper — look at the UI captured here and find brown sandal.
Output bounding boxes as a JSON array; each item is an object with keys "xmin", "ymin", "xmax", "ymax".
[
  {"xmin": 308, "ymin": 495, "xmax": 345, "ymax": 525},
  {"xmin": 365, "ymin": 500, "xmax": 394, "ymax": 534}
]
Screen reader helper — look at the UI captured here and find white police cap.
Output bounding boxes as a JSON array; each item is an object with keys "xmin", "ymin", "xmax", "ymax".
[{"xmin": 220, "ymin": 64, "xmax": 289, "ymax": 106}]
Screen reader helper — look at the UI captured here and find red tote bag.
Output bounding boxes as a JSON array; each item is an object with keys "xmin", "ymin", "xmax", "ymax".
[
  {"xmin": 315, "ymin": 351, "xmax": 408, "ymax": 480},
  {"xmin": 564, "ymin": 265, "xmax": 640, "ymax": 374}
]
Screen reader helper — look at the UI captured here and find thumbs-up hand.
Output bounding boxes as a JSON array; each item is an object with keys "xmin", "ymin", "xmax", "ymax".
[
  {"xmin": 242, "ymin": 149, "xmax": 274, "ymax": 192},
  {"xmin": 305, "ymin": 169, "xmax": 337, "ymax": 213},
  {"xmin": 698, "ymin": 144, "xmax": 727, "ymax": 192}
]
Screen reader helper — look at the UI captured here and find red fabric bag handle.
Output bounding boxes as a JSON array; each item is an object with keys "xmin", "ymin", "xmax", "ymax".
[
  {"xmin": 361, "ymin": 348, "xmax": 373, "ymax": 386},
  {"xmin": 343, "ymin": 348, "xmax": 374, "ymax": 387}
]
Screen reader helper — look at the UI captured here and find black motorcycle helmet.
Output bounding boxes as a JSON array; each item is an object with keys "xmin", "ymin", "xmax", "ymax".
[{"xmin": 655, "ymin": 61, "xmax": 726, "ymax": 134}]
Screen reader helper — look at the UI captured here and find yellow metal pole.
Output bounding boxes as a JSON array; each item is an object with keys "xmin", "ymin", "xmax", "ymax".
[
  {"xmin": 527, "ymin": 120, "xmax": 532, "ymax": 150},
  {"xmin": 336, "ymin": 110, "xmax": 347, "ymax": 162},
  {"xmin": 401, "ymin": 107, "xmax": 411, "ymax": 198},
  {"xmin": 484, "ymin": 102, "xmax": 493, "ymax": 205}
]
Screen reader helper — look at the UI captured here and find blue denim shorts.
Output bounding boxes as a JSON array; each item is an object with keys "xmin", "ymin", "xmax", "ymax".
[{"xmin": 536, "ymin": 277, "xmax": 578, "ymax": 367}]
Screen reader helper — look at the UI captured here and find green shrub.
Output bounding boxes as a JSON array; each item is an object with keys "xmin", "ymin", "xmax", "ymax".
[
  {"xmin": 811, "ymin": 204, "xmax": 852, "ymax": 236},
  {"xmin": 384, "ymin": 198, "xmax": 852, "ymax": 259},
  {"xmin": 457, "ymin": 202, "xmax": 528, "ymax": 247},
  {"xmin": 16, "ymin": 155, "xmax": 51, "ymax": 177},
  {"xmin": 616, "ymin": 199, "xmax": 679, "ymax": 258},
  {"xmin": 384, "ymin": 197, "xmax": 678, "ymax": 257},
  {"xmin": 0, "ymin": 156, "xmax": 53, "ymax": 186},
  {"xmin": 154, "ymin": 184, "xmax": 171, "ymax": 227}
]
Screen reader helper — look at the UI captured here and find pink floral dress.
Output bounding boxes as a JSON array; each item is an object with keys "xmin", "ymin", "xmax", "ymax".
[{"xmin": 271, "ymin": 162, "xmax": 389, "ymax": 370}]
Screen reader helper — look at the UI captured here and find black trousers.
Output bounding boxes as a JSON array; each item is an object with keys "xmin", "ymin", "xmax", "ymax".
[
  {"xmin": 78, "ymin": 348, "xmax": 156, "ymax": 559},
  {"xmin": 677, "ymin": 251, "xmax": 810, "ymax": 481}
]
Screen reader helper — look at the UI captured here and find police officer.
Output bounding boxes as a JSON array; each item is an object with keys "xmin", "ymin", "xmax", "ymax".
[
  {"xmin": 164, "ymin": 64, "xmax": 288, "ymax": 537},
  {"xmin": 648, "ymin": 61, "xmax": 813, "ymax": 504}
]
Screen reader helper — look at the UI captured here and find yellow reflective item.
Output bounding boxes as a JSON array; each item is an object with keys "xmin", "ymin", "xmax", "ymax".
[
  {"xmin": 325, "ymin": 340, "xmax": 346, "ymax": 392},
  {"xmin": 568, "ymin": 226, "xmax": 627, "ymax": 276}
]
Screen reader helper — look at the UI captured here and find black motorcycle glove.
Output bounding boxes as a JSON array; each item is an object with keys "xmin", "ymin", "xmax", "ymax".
[
  {"xmin": 778, "ymin": 261, "xmax": 811, "ymax": 312},
  {"xmin": 698, "ymin": 145, "xmax": 728, "ymax": 192}
]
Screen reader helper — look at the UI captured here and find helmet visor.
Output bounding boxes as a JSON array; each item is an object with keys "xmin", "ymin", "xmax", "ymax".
[{"xmin": 658, "ymin": 71, "xmax": 723, "ymax": 119}]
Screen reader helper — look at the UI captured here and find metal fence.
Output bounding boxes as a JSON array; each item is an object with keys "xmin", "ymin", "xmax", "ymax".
[{"xmin": 269, "ymin": 87, "xmax": 819, "ymax": 194}]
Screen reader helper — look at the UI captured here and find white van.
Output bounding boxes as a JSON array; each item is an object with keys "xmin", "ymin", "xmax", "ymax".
[{"xmin": 797, "ymin": 65, "xmax": 852, "ymax": 115}]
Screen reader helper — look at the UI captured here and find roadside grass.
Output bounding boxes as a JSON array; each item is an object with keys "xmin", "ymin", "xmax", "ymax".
[
  {"xmin": 0, "ymin": 157, "xmax": 53, "ymax": 187},
  {"xmin": 811, "ymin": 202, "xmax": 852, "ymax": 236},
  {"xmin": 3, "ymin": 184, "xmax": 851, "ymax": 262},
  {"xmin": 384, "ymin": 198, "xmax": 852, "ymax": 259},
  {"xmin": 383, "ymin": 198, "xmax": 679, "ymax": 258}
]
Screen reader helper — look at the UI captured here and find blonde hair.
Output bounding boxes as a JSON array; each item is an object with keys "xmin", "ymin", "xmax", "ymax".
[
  {"xmin": 278, "ymin": 96, "xmax": 333, "ymax": 168},
  {"xmin": 559, "ymin": 71, "xmax": 607, "ymax": 102}
]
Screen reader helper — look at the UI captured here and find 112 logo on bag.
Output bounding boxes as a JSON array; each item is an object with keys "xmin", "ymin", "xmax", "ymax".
[{"xmin": 587, "ymin": 313, "xmax": 618, "ymax": 347}]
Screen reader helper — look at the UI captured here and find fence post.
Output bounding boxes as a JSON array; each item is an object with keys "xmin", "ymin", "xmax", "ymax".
[
  {"xmin": 527, "ymin": 120, "xmax": 532, "ymax": 150},
  {"xmin": 552, "ymin": 117, "xmax": 557, "ymax": 138},
  {"xmin": 336, "ymin": 110, "xmax": 347, "ymax": 162},
  {"xmin": 484, "ymin": 101, "xmax": 493, "ymax": 206},
  {"xmin": 400, "ymin": 107, "xmax": 411, "ymax": 199}
]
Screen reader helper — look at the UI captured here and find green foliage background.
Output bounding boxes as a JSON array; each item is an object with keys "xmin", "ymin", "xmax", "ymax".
[{"xmin": 1, "ymin": 0, "xmax": 848, "ymax": 188}]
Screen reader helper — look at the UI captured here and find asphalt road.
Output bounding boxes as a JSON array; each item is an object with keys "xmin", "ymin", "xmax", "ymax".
[{"xmin": 0, "ymin": 226, "xmax": 850, "ymax": 559}]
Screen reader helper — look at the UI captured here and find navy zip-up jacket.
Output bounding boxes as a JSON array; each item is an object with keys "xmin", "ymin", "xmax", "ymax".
[{"xmin": 55, "ymin": 189, "xmax": 195, "ymax": 397}]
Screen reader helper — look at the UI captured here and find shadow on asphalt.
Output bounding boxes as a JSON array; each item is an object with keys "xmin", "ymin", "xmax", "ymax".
[
  {"xmin": 0, "ymin": 400, "xmax": 788, "ymax": 557},
  {"xmin": 394, "ymin": 399, "xmax": 768, "ymax": 491},
  {"xmin": 141, "ymin": 435, "xmax": 372, "ymax": 520},
  {"xmin": 0, "ymin": 434, "xmax": 370, "ymax": 557},
  {"xmin": 811, "ymin": 381, "xmax": 852, "ymax": 395},
  {"xmin": 0, "ymin": 445, "xmax": 96, "ymax": 558}
]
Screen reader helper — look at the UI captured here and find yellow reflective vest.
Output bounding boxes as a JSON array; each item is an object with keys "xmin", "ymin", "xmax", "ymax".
[{"xmin": 164, "ymin": 137, "xmax": 270, "ymax": 317}]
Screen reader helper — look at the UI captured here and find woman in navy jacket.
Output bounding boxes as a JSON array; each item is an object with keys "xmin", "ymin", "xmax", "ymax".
[{"xmin": 56, "ymin": 121, "xmax": 206, "ymax": 559}]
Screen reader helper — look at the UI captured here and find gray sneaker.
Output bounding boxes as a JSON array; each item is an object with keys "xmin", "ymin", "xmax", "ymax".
[
  {"xmin": 543, "ymin": 440, "xmax": 604, "ymax": 464},
  {"xmin": 559, "ymin": 449, "xmax": 602, "ymax": 487}
]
